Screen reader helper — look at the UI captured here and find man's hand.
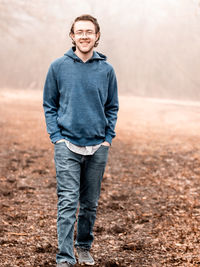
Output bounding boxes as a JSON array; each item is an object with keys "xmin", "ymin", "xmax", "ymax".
[
  {"xmin": 102, "ymin": 141, "xmax": 110, "ymax": 147},
  {"xmin": 56, "ymin": 139, "xmax": 65, "ymax": 144}
]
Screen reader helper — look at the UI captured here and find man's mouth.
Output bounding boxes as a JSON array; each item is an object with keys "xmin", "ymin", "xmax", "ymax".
[{"xmin": 80, "ymin": 41, "xmax": 90, "ymax": 44}]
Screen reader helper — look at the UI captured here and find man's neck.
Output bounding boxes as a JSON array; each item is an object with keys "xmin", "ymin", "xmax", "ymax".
[{"xmin": 75, "ymin": 48, "xmax": 94, "ymax": 63}]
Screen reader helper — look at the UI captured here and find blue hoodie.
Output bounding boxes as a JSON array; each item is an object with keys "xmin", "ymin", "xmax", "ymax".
[{"xmin": 43, "ymin": 47, "xmax": 119, "ymax": 146}]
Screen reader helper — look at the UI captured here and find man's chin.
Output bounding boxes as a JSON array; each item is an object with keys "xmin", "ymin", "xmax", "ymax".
[{"xmin": 78, "ymin": 47, "xmax": 93, "ymax": 54}]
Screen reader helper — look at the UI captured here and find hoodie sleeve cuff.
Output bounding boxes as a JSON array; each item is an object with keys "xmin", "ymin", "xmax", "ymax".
[
  {"xmin": 105, "ymin": 135, "xmax": 113, "ymax": 145},
  {"xmin": 50, "ymin": 131, "xmax": 63, "ymax": 144}
]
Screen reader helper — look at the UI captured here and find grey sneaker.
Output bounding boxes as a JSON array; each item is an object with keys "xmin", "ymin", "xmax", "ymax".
[
  {"xmin": 76, "ymin": 247, "xmax": 95, "ymax": 265},
  {"xmin": 57, "ymin": 262, "xmax": 73, "ymax": 267}
]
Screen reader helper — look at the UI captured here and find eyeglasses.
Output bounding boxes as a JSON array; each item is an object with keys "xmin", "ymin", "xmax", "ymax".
[{"xmin": 74, "ymin": 30, "xmax": 96, "ymax": 38}]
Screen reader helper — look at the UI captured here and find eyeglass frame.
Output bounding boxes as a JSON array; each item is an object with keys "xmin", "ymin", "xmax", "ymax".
[{"xmin": 74, "ymin": 30, "xmax": 97, "ymax": 38}]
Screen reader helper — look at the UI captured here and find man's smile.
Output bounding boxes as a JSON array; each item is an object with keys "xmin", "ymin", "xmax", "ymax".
[{"xmin": 80, "ymin": 41, "xmax": 90, "ymax": 44}]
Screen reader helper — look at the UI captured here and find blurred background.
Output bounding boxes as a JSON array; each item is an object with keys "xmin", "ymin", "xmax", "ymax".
[{"xmin": 0, "ymin": 0, "xmax": 200, "ymax": 100}]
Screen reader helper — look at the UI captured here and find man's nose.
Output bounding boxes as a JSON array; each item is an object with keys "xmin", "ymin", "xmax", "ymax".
[{"xmin": 81, "ymin": 33, "xmax": 88, "ymax": 38}]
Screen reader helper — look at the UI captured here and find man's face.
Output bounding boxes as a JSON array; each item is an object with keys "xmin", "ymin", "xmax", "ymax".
[{"xmin": 71, "ymin": 20, "xmax": 99, "ymax": 54}]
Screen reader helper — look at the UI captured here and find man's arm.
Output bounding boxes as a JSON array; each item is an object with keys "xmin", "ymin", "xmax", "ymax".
[
  {"xmin": 43, "ymin": 64, "xmax": 63, "ymax": 144},
  {"xmin": 104, "ymin": 68, "xmax": 119, "ymax": 145}
]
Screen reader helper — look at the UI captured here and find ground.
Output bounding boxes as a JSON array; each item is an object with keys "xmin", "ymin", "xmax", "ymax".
[{"xmin": 1, "ymin": 90, "xmax": 200, "ymax": 267}]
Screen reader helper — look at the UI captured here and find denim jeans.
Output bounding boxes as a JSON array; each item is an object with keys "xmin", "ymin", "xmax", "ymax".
[{"xmin": 54, "ymin": 142, "xmax": 109, "ymax": 264}]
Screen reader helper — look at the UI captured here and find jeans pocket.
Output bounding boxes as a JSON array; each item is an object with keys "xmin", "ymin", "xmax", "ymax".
[
  {"xmin": 92, "ymin": 145, "xmax": 109, "ymax": 167},
  {"xmin": 101, "ymin": 144, "xmax": 110, "ymax": 148},
  {"xmin": 55, "ymin": 140, "xmax": 65, "ymax": 145}
]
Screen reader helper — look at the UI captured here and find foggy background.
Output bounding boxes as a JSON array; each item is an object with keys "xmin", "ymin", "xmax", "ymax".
[{"xmin": 1, "ymin": 0, "xmax": 200, "ymax": 100}]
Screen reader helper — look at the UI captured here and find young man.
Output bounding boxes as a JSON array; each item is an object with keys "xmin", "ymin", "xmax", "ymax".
[{"xmin": 43, "ymin": 15, "xmax": 119, "ymax": 267}]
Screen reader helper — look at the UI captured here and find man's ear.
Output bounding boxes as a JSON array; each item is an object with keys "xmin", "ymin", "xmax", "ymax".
[
  {"xmin": 96, "ymin": 32, "xmax": 100, "ymax": 41},
  {"xmin": 69, "ymin": 32, "xmax": 74, "ymax": 41}
]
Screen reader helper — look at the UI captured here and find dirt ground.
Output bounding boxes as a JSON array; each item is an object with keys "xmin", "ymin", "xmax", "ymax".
[{"xmin": 1, "ymin": 90, "xmax": 200, "ymax": 267}]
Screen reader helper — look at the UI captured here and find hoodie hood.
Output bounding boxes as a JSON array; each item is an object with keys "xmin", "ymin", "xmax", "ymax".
[{"xmin": 64, "ymin": 47, "xmax": 107, "ymax": 62}]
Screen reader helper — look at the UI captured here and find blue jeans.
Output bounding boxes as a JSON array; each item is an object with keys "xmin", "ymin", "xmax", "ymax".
[{"xmin": 54, "ymin": 142, "xmax": 109, "ymax": 264}]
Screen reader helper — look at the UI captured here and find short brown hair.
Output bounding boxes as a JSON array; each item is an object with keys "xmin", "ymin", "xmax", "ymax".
[{"xmin": 69, "ymin": 14, "xmax": 100, "ymax": 47}]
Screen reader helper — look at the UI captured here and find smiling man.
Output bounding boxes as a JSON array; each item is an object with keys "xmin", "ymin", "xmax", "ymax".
[{"xmin": 43, "ymin": 15, "xmax": 119, "ymax": 267}]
